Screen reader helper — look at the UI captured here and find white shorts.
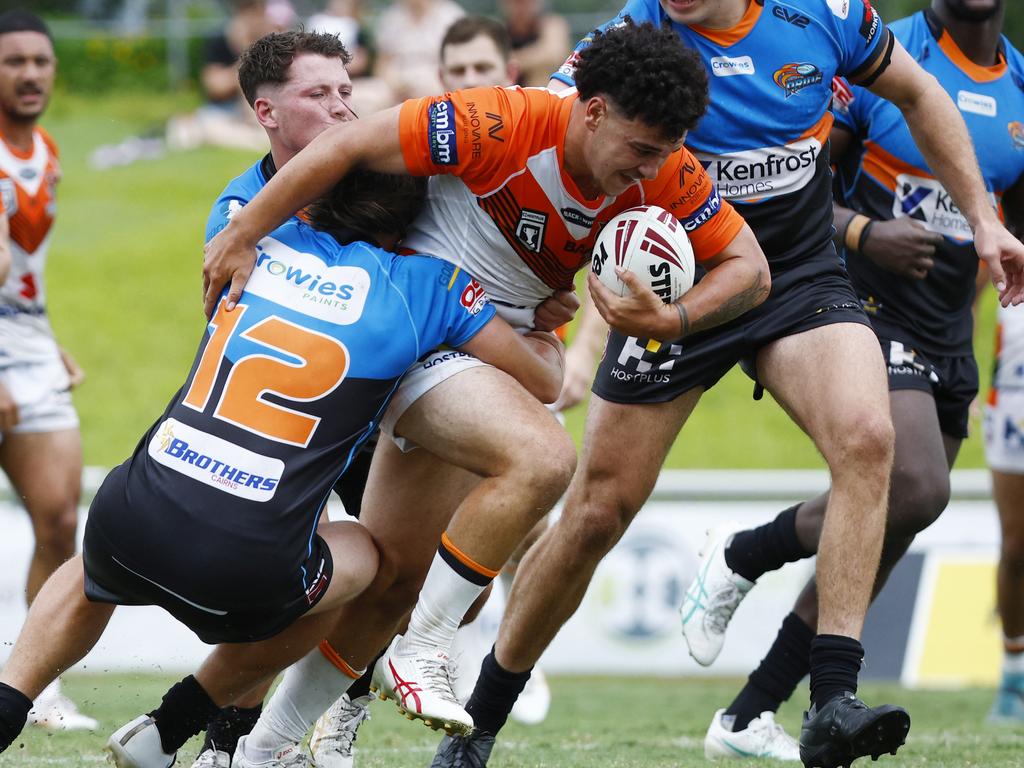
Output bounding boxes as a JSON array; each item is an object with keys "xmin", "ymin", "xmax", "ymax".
[
  {"xmin": 0, "ymin": 356, "xmax": 78, "ymax": 438},
  {"xmin": 985, "ymin": 389, "xmax": 1024, "ymax": 474},
  {"xmin": 379, "ymin": 349, "xmax": 490, "ymax": 452}
]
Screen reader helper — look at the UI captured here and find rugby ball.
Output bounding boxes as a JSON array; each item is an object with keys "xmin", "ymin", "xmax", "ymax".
[{"xmin": 591, "ymin": 206, "xmax": 695, "ymax": 304}]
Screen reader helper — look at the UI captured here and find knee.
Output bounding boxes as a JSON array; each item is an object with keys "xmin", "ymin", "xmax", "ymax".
[
  {"xmin": 31, "ymin": 506, "xmax": 79, "ymax": 559},
  {"xmin": 560, "ymin": 491, "xmax": 634, "ymax": 560},
  {"xmin": 510, "ymin": 429, "xmax": 577, "ymax": 507},
  {"xmin": 830, "ymin": 411, "xmax": 895, "ymax": 474},
  {"xmin": 886, "ymin": 464, "xmax": 950, "ymax": 539},
  {"xmin": 332, "ymin": 526, "xmax": 379, "ymax": 600}
]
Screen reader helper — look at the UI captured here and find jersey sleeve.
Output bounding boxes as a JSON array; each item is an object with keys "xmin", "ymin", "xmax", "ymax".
[
  {"xmin": 398, "ymin": 86, "xmax": 538, "ymax": 189},
  {"xmin": 832, "ymin": 77, "xmax": 876, "ymax": 137},
  {"xmin": 645, "ymin": 149, "xmax": 746, "ymax": 262},
  {"xmin": 205, "ymin": 183, "xmax": 252, "ymax": 242},
  {"xmin": 827, "ymin": 0, "xmax": 894, "ymax": 86},
  {"xmin": 551, "ymin": 0, "xmax": 658, "ymax": 87},
  {"xmin": 393, "ymin": 255, "xmax": 497, "ymax": 351}
]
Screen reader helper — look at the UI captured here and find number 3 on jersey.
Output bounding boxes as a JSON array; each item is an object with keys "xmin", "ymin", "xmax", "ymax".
[{"xmin": 183, "ymin": 299, "xmax": 349, "ymax": 447}]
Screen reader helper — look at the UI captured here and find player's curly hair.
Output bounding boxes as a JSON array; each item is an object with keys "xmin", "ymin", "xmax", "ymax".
[
  {"xmin": 575, "ymin": 19, "xmax": 708, "ymax": 141},
  {"xmin": 239, "ymin": 30, "xmax": 352, "ymax": 106},
  {"xmin": 308, "ymin": 171, "xmax": 428, "ymax": 243}
]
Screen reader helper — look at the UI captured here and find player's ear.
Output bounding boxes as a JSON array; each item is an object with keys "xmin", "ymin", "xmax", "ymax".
[
  {"xmin": 583, "ymin": 96, "xmax": 608, "ymax": 132},
  {"xmin": 252, "ymin": 96, "xmax": 277, "ymax": 129}
]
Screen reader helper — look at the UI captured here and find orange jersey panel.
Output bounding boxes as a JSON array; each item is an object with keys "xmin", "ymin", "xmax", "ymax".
[{"xmin": 397, "ymin": 87, "xmax": 744, "ymax": 310}]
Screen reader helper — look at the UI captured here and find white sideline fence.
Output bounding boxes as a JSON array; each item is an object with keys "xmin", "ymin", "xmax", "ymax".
[{"xmin": 0, "ymin": 469, "xmax": 1002, "ymax": 684}]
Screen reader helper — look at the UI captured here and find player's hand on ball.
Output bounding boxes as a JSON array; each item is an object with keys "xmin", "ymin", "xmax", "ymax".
[
  {"xmin": 588, "ymin": 269, "xmax": 678, "ymax": 340},
  {"xmin": 862, "ymin": 218, "xmax": 942, "ymax": 280},
  {"xmin": 203, "ymin": 223, "xmax": 259, "ymax": 319}
]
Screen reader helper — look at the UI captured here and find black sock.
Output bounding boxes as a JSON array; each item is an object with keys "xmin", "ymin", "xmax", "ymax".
[
  {"xmin": 347, "ymin": 649, "xmax": 383, "ymax": 701},
  {"xmin": 148, "ymin": 675, "xmax": 221, "ymax": 755},
  {"xmin": 464, "ymin": 649, "xmax": 531, "ymax": 736},
  {"xmin": 725, "ymin": 613, "xmax": 814, "ymax": 730},
  {"xmin": 809, "ymin": 635, "xmax": 863, "ymax": 710},
  {"xmin": 201, "ymin": 704, "xmax": 261, "ymax": 756},
  {"xmin": 725, "ymin": 505, "xmax": 813, "ymax": 582},
  {"xmin": 0, "ymin": 684, "xmax": 32, "ymax": 753}
]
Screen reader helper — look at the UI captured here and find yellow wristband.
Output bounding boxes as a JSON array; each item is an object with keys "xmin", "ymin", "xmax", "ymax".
[{"xmin": 844, "ymin": 214, "xmax": 871, "ymax": 252}]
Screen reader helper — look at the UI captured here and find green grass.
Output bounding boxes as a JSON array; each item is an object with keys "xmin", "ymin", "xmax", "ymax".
[
  {"xmin": 2, "ymin": 674, "xmax": 1021, "ymax": 767},
  {"xmin": 38, "ymin": 91, "xmax": 1000, "ymax": 470}
]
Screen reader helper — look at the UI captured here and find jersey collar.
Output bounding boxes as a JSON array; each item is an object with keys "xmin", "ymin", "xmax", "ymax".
[
  {"xmin": 689, "ymin": 0, "xmax": 763, "ymax": 48},
  {"xmin": 924, "ymin": 8, "xmax": 1007, "ymax": 83}
]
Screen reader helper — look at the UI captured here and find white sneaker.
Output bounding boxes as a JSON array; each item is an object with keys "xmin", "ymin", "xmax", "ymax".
[
  {"xmin": 371, "ymin": 635, "xmax": 473, "ymax": 736},
  {"xmin": 510, "ymin": 667, "xmax": 551, "ymax": 726},
  {"xmin": 28, "ymin": 679, "xmax": 98, "ymax": 731},
  {"xmin": 106, "ymin": 715, "xmax": 175, "ymax": 768},
  {"xmin": 192, "ymin": 748, "xmax": 232, "ymax": 767},
  {"xmin": 233, "ymin": 735, "xmax": 313, "ymax": 767},
  {"xmin": 704, "ymin": 709, "xmax": 800, "ymax": 761},
  {"xmin": 680, "ymin": 524, "xmax": 754, "ymax": 666},
  {"xmin": 309, "ymin": 693, "xmax": 373, "ymax": 768}
]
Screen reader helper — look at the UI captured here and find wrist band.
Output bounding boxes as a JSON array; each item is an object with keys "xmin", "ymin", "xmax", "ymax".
[
  {"xmin": 858, "ymin": 219, "xmax": 875, "ymax": 253},
  {"xmin": 844, "ymin": 214, "xmax": 871, "ymax": 252}
]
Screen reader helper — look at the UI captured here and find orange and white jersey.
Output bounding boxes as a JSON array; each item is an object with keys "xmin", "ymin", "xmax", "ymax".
[
  {"xmin": 397, "ymin": 86, "xmax": 744, "ymax": 317},
  {"xmin": 0, "ymin": 127, "xmax": 60, "ymax": 365},
  {"xmin": 992, "ymin": 303, "xmax": 1024, "ymax": 397}
]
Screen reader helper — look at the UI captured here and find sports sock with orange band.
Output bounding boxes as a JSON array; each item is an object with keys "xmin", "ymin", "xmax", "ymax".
[
  {"xmin": 402, "ymin": 533, "xmax": 498, "ymax": 653},
  {"xmin": 243, "ymin": 640, "xmax": 362, "ymax": 760}
]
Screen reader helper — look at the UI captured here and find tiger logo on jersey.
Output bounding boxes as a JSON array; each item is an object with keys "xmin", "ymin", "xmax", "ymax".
[
  {"xmin": 774, "ymin": 63, "xmax": 824, "ymax": 98},
  {"xmin": 1009, "ymin": 121, "xmax": 1024, "ymax": 151}
]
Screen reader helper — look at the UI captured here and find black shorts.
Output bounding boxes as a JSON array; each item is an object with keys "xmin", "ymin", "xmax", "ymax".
[
  {"xmin": 593, "ymin": 247, "xmax": 870, "ymax": 403},
  {"xmin": 874, "ymin": 328, "xmax": 978, "ymax": 440},
  {"xmin": 82, "ymin": 465, "xmax": 334, "ymax": 645}
]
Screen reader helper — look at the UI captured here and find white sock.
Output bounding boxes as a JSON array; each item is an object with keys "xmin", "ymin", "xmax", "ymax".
[
  {"xmin": 243, "ymin": 644, "xmax": 360, "ymax": 759},
  {"xmin": 401, "ymin": 543, "xmax": 492, "ymax": 653}
]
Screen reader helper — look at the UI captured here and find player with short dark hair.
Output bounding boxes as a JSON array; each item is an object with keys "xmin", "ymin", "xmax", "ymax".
[
  {"xmin": 0, "ymin": 165, "xmax": 566, "ymax": 768},
  {"xmin": 237, "ymin": 28, "xmax": 353, "ymax": 108},
  {"xmin": 0, "ymin": 8, "xmax": 96, "ymax": 732},
  {"xmin": 433, "ymin": 0, "xmax": 1024, "ymax": 765},
  {"xmin": 698, "ymin": 0, "xmax": 1024, "ymax": 758},
  {"xmin": 439, "ymin": 16, "xmax": 517, "ymax": 91},
  {"xmin": 200, "ymin": 19, "xmax": 768, "ymax": 763}
]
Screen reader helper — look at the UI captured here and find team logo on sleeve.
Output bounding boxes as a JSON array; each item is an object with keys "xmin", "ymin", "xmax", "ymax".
[
  {"xmin": 774, "ymin": 63, "xmax": 823, "ymax": 98},
  {"xmin": 557, "ymin": 50, "xmax": 582, "ymax": 80},
  {"xmin": 831, "ymin": 77, "xmax": 854, "ymax": 113},
  {"xmin": 515, "ymin": 209, "xmax": 548, "ymax": 252},
  {"xmin": 678, "ymin": 188, "xmax": 722, "ymax": 232},
  {"xmin": 1009, "ymin": 122, "xmax": 1024, "ymax": 150},
  {"xmin": 428, "ymin": 99, "xmax": 458, "ymax": 166},
  {"xmin": 859, "ymin": 0, "xmax": 880, "ymax": 44},
  {"xmin": 459, "ymin": 278, "xmax": 488, "ymax": 315}
]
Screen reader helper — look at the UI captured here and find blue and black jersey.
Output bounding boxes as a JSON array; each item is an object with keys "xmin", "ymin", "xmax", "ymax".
[
  {"xmin": 554, "ymin": 0, "xmax": 894, "ymax": 271},
  {"xmin": 89, "ymin": 218, "xmax": 494, "ymax": 613},
  {"xmin": 834, "ymin": 9, "xmax": 1024, "ymax": 355}
]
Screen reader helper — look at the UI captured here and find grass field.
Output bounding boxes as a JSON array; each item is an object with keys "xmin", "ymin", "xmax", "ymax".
[
  {"xmin": 38, "ymin": 90, "xmax": 1001, "ymax": 470},
  {"xmin": 1, "ymin": 674, "xmax": 1020, "ymax": 767}
]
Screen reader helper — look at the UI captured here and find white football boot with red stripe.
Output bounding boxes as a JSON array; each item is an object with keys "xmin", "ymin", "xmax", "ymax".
[{"xmin": 371, "ymin": 635, "xmax": 473, "ymax": 736}]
